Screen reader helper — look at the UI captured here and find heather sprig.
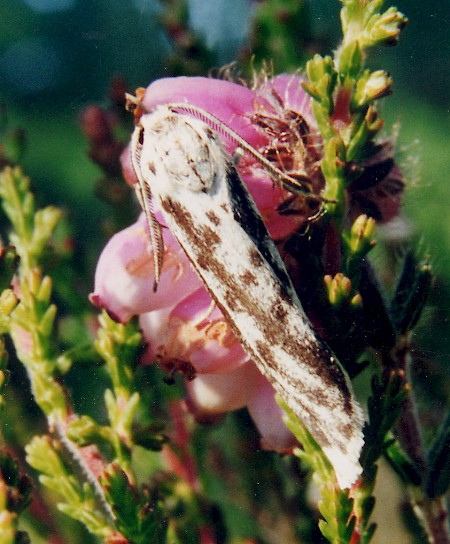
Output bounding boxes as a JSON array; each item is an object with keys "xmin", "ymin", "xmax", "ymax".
[
  {"xmin": 67, "ymin": 312, "xmax": 166, "ymax": 476},
  {"xmin": 303, "ymin": 0, "xmax": 407, "ymax": 224},
  {"xmin": 280, "ymin": 372, "xmax": 411, "ymax": 544},
  {"xmin": 291, "ymin": 1, "xmax": 447, "ymax": 542},
  {"xmin": 25, "ymin": 436, "xmax": 113, "ymax": 539},
  {"xmin": 352, "ymin": 372, "xmax": 412, "ymax": 543},
  {"xmin": 0, "ymin": 167, "xmax": 62, "ymax": 275},
  {"xmin": 0, "ymin": 166, "xmax": 169, "ymax": 542}
]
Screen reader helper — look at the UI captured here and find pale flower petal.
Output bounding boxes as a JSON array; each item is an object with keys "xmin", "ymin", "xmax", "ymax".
[
  {"xmin": 140, "ymin": 287, "xmax": 249, "ymax": 374},
  {"xmin": 120, "ymin": 144, "xmax": 137, "ymax": 187},
  {"xmin": 90, "ymin": 214, "xmax": 201, "ymax": 322},
  {"xmin": 141, "ymin": 76, "xmax": 268, "ymax": 153},
  {"xmin": 185, "ymin": 362, "xmax": 259, "ymax": 417},
  {"xmin": 139, "ymin": 307, "xmax": 173, "ymax": 364},
  {"xmin": 247, "ymin": 372, "xmax": 296, "ymax": 451}
]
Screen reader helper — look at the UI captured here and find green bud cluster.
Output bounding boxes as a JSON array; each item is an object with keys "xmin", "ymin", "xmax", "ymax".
[
  {"xmin": 9, "ymin": 270, "xmax": 67, "ymax": 419},
  {"xmin": 342, "ymin": 214, "xmax": 377, "ymax": 283},
  {"xmin": 324, "ymin": 273, "xmax": 362, "ymax": 309},
  {"xmin": 340, "ymin": 0, "xmax": 408, "ymax": 49},
  {"xmin": 0, "ymin": 168, "xmax": 62, "ymax": 274},
  {"xmin": 303, "ymin": 0, "xmax": 407, "ymax": 225}
]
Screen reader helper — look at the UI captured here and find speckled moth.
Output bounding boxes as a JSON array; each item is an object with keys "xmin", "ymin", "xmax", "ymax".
[{"xmin": 128, "ymin": 102, "xmax": 364, "ymax": 489}]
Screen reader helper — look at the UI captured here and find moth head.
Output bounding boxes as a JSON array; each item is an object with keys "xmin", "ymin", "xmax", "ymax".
[
  {"xmin": 125, "ymin": 88, "xmax": 147, "ymax": 123},
  {"xmin": 137, "ymin": 107, "xmax": 218, "ymax": 194}
]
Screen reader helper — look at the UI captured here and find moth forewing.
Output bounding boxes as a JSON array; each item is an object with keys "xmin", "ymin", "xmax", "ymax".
[{"xmin": 131, "ymin": 105, "xmax": 364, "ymax": 489}]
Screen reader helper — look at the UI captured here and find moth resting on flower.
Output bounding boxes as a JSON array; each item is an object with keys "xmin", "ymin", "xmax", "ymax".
[{"xmin": 121, "ymin": 83, "xmax": 364, "ymax": 489}]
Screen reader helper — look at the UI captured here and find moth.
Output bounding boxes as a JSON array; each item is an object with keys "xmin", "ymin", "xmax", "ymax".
[{"xmin": 128, "ymin": 100, "xmax": 364, "ymax": 489}]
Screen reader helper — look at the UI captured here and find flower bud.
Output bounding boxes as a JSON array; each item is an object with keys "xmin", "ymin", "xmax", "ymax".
[
  {"xmin": 0, "ymin": 289, "xmax": 18, "ymax": 317},
  {"xmin": 353, "ymin": 70, "xmax": 393, "ymax": 109},
  {"xmin": 347, "ymin": 214, "xmax": 377, "ymax": 256},
  {"xmin": 324, "ymin": 273, "xmax": 353, "ymax": 307},
  {"xmin": 365, "ymin": 8, "xmax": 408, "ymax": 47}
]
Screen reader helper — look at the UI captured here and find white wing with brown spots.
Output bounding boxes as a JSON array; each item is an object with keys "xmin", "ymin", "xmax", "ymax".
[{"xmin": 131, "ymin": 105, "xmax": 364, "ymax": 489}]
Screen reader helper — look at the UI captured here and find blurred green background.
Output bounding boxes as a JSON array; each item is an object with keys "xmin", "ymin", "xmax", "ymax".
[{"xmin": 0, "ymin": 1, "xmax": 448, "ymax": 541}]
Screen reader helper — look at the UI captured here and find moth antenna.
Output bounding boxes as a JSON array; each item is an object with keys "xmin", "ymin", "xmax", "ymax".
[
  {"xmin": 167, "ymin": 103, "xmax": 319, "ymax": 200},
  {"xmin": 130, "ymin": 126, "xmax": 165, "ymax": 289}
]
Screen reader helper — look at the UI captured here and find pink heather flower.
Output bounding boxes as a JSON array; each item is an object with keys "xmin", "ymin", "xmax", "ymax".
[
  {"xmin": 90, "ymin": 213, "xmax": 201, "ymax": 322},
  {"xmin": 186, "ymin": 363, "xmax": 296, "ymax": 451},
  {"xmin": 246, "ymin": 369, "xmax": 297, "ymax": 451},
  {"xmin": 139, "ymin": 76, "xmax": 268, "ymax": 153},
  {"xmin": 94, "ymin": 74, "xmax": 325, "ymax": 451},
  {"xmin": 139, "ymin": 287, "xmax": 249, "ymax": 375},
  {"xmin": 185, "ymin": 364, "xmax": 259, "ymax": 418},
  {"xmin": 93, "ymin": 73, "xmax": 405, "ymax": 453},
  {"xmin": 121, "ymin": 74, "xmax": 323, "ymax": 240}
]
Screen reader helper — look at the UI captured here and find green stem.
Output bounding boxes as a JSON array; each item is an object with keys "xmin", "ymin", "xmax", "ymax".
[{"xmin": 382, "ymin": 340, "xmax": 450, "ymax": 544}]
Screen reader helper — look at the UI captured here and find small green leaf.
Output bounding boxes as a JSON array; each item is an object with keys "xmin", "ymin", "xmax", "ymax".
[
  {"xmin": 101, "ymin": 463, "xmax": 167, "ymax": 544},
  {"xmin": 390, "ymin": 252, "xmax": 432, "ymax": 335},
  {"xmin": 338, "ymin": 41, "xmax": 363, "ymax": 80},
  {"xmin": 95, "ymin": 312, "xmax": 142, "ymax": 397},
  {"xmin": 66, "ymin": 416, "xmax": 114, "ymax": 448},
  {"xmin": 384, "ymin": 440, "xmax": 422, "ymax": 487},
  {"xmin": 117, "ymin": 392, "xmax": 141, "ymax": 439},
  {"xmin": 346, "ymin": 106, "xmax": 383, "ymax": 161}
]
